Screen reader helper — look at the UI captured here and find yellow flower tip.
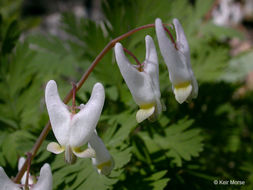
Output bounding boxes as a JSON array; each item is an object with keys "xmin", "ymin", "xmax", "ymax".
[
  {"xmin": 47, "ymin": 142, "xmax": 65, "ymax": 154},
  {"xmin": 173, "ymin": 82, "xmax": 192, "ymax": 104},
  {"xmin": 97, "ymin": 159, "xmax": 114, "ymax": 176},
  {"xmin": 72, "ymin": 147, "xmax": 96, "ymax": 158},
  {"xmin": 136, "ymin": 105, "xmax": 155, "ymax": 123}
]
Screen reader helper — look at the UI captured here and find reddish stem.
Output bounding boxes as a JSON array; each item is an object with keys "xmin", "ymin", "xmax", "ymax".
[
  {"xmin": 163, "ymin": 26, "xmax": 178, "ymax": 50},
  {"xmin": 123, "ymin": 47, "xmax": 142, "ymax": 66},
  {"xmin": 71, "ymin": 83, "xmax": 77, "ymax": 114},
  {"xmin": 14, "ymin": 22, "xmax": 175, "ymax": 183},
  {"xmin": 25, "ymin": 153, "xmax": 32, "ymax": 190}
]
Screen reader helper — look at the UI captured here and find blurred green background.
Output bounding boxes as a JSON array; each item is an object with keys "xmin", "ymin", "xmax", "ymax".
[{"xmin": 0, "ymin": 0, "xmax": 253, "ymax": 189}]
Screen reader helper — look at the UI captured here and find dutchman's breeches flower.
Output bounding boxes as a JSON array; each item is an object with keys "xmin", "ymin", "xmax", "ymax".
[
  {"xmin": 0, "ymin": 163, "xmax": 52, "ymax": 190},
  {"xmin": 155, "ymin": 18, "xmax": 198, "ymax": 104},
  {"xmin": 88, "ymin": 131, "xmax": 114, "ymax": 175},
  {"xmin": 114, "ymin": 35, "xmax": 162, "ymax": 123},
  {"xmin": 45, "ymin": 80, "xmax": 105, "ymax": 164}
]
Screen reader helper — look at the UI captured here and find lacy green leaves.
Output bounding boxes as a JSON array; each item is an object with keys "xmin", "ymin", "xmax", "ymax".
[
  {"xmin": 221, "ymin": 51, "xmax": 253, "ymax": 83},
  {"xmin": 139, "ymin": 119, "xmax": 204, "ymax": 167},
  {"xmin": 145, "ymin": 171, "xmax": 170, "ymax": 190}
]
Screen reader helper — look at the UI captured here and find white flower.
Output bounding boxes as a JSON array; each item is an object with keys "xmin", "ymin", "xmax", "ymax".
[
  {"xmin": 155, "ymin": 18, "xmax": 198, "ymax": 104},
  {"xmin": 114, "ymin": 35, "xmax": 162, "ymax": 123},
  {"xmin": 45, "ymin": 80, "xmax": 105, "ymax": 164},
  {"xmin": 88, "ymin": 131, "xmax": 114, "ymax": 175},
  {"xmin": 0, "ymin": 163, "xmax": 52, "ymax": 190}
]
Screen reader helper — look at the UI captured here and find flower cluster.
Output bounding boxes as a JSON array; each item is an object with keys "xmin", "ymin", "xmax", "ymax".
[
  {"xmin": 115, "ymin": 18, "xmax": 198, "ymax": 122},
  {"xmin": 0, "ymin": 17, "xmax": 198, "ymax": 189}
]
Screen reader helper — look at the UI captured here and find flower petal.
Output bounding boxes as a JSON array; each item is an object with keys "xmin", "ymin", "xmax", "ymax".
[
  {"xmin": 18, "ymin": 157, "xmax": 25, "ymax": 171},
  {"xmin": 88, "ymin": 132, "xmax": 114, "ymax": 175},
  {"xmin": 0, "ymin": 167, "xmax": 20, "ymax": 190},
  {"xmin": 32, "ymin": 164, "xmax": 52, "ymax": 190},
  {"xmin": 144, "ymin": 35, "xmax": 162, "ymax": 115},
  {"xmin": 114, "ymin": 42, "xmax": 156, "ymax": 106},
  {"xmin": 69, "ymin": 83, "xmax": 105, "ymax": 147},
  {"xmin": 155, "ymin": 18, "xmax": 191, "ymax": 85},
  {"xmin": 47, "ymin": 142, "xmax": 65, "ymax": 154},
  {"xmin": 136, "ymin": 105, "xmax": 155, "ymax": 123},
  {"xmin": 72, "ymin": 147, "xmax": 96, "ymax": 158},
  {"xmin": 45, "ymin": 80, "xmax": 71, "ymax": 146},
  {"xmin": 173, "ymin": 82, "xmax": 193, "ymax": 104},
  {"xmin": 173, "ymin": 18, "xmax": 190, "ymax": 57},
  {"xmin": 144, "ymin": 35, "xmax": 160, "ymax": 98}
]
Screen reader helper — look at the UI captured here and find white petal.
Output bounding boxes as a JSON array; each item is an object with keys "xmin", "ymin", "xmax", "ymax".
[
  {"xmin": 45, "ymin": 80, "xmax": 71, "ymax": 146},
  {"xmin": 69, "ymin": 83, "xmax": 105, "ymax": 147},
  {"xmin": 32, "ymin": 164, "xmax": 52, "ymax": 190},
  {"xmin": 114, "ymin": 42, "xmax": 156, "ymax": 106},
  {"xmin": 136, "ymin": 105, "xmax": 155, "ymax": 123},
  {"xmin": 88, "ymin": 132, "xmax": 114, "ymax": 175},
  {"xmin": 47, "ymin": 142, "xmax": 65, "ymax": 154},
  {"xmin": 72, "ymin": 147, "xmax": 96, "ymax": 158},
  {"xmin": 0, "ymin": 167, "xmax": 20, "ymax": 190},
  {"xmin": 155, "ymin": 18, "xmax": 191, "ymax": 85},
  {"xmin": 173, "ymin": 18, "xmax": 190, "ymax": 57},
  {"xmin": 18, "ymin": 157, "xmax": 25, "ymax": 171},
  {"xmin": 144, "ymin": 35, "xmax": 161, "ymax": 101},
  {"xmin": 173, "ymin": 83, "xmax": 193, "ymax": 104}
]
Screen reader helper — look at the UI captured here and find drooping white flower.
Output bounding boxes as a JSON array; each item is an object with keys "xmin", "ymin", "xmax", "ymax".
[
  {"xmin": 155, "ymin": 18, "xmax": 198, "ymax": 104},
  {"xmin": 114, "ymin": 35, "xmax": 162, "ymax": 123},
  {"xmin": 0, "ymin": 163, "xmax": 52, "ymax": 190},
  {"xmin": 45, "ymin": 80, "xmax": 105, "ymax": 164},
  {"xmin": 88, "ymin": 131, "xmax": 114, "ymax": 176}
]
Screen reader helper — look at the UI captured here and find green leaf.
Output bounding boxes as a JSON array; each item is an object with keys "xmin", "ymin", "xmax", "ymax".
[
  {"xmin": 191, "ymin": 40, "xmax": 229, "ymax": 82},
  {"xmin": 141, "ymin": 119, "xmax": 204, "ymax": 167},
  {"xmin": 220, "ymin": 51, "xmax": 253, "ymax": 82},
  {"xmin": 2, "ymin": 133, "xmax": 18, "ymax": 168},
  {"xmin": 145, "ymin": 170, "xmax": 170, "ymax": 190},
  {"xmin": 1, "ymin": 20, "xmax": 20, "ymax": 55}
]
